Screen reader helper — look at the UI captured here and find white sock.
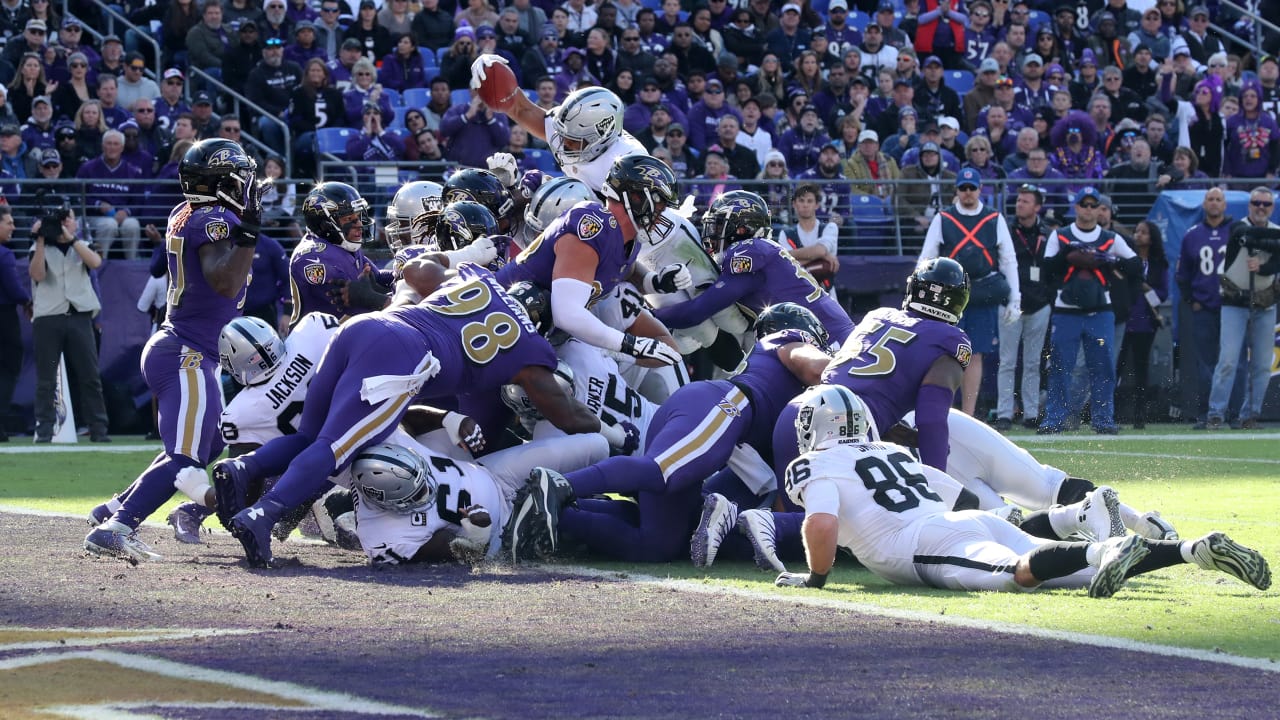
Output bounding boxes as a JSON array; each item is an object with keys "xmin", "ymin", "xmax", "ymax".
[
  {"xmin": 1117, "ymin": 503, "xmax": 1140, "ymax": 531},
  {"xmin": 1179, "ymin": 540, "xmax": 1197, "ymax": 565},
  {"xmin": 1085, "ymin": 542, "xmax": 1104, "ymax": 567},
  {"xmin": 105, "ymin": 497, "xmax": 123, "ymax": 513},
  {"xmin": 174, "ymin": 467, "xmax": 213, "ymax": 507},
  {"xmin": 1047, "ymin": 504, "xmax": 1080, "ymax": 539}
]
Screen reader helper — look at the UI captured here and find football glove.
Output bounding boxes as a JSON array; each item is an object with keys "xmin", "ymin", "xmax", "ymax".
[
  {"xmin": 775, "ymin": 571, "xmax": 828, "ymax": 588},
  {"xmin": 620, "ymin": 333, "xmax": 682, "ymax": 366}
]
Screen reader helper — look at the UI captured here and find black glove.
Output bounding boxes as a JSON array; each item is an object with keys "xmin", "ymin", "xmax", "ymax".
[
  {"xmin": 327, "ymin": 270, "xmax": 390, "ymax": 312},
  {"xmin": 232, "ymin": 180, "xmax": 266, "ymax": 247}
]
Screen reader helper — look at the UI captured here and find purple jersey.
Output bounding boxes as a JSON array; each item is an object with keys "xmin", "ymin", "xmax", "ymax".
[
  {"xmin": 1176, "ymin": 219, "xmax": 1231, "ymax": 309},
  {"xmin": 652, "ymin": 237, "xmax": 855, "ymax": 344},
  {"xmin": 288, "ymin": 234, "xmax": 377, "ymax": 320},
  {"xmin": 389, "ymin": 264, "xmax": 558, "ymax": 395},
  {"xmin": 732, "ymin": 328, "xmax": 824, "ymax": 449},
  {"xmin": 162, "ymin": 204, "xmax": 250, "ymax": 355},
  {"xmin": 821, "ymin": 307, "xmax": 971, "ymax": 434},
  {"xmin": 496, "ymin": 202, "xmax": 639, "ymax": 305}
]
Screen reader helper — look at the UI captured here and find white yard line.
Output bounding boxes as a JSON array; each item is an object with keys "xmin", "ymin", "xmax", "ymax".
[
  {"xmin": 1029, "ymin": 448, "xmax": 1280, "ymax": 465},
  {"xmin": 1017, "ymin": 432, "xmax": 1277, "ymax": 443},
  {"xmin": 0, "ymin": 444, "xmax": 162, "ymax": 454}
]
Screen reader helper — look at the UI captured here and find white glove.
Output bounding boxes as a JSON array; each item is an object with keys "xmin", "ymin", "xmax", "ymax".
[
  {"xmin": 775, "ymin": 571, "xmax": 828, "ymax": 588},
  {"xmin": 445, "ymin": 235, "xmax": 499, "ymax": 267},
  {"xmin": 487, "ymin": 152, "xmax": 519, "ymax": 189},
  {"xmin": 1001, "ymin": 302, "xmax": 1022, "ymax": 326},
  {"xmin": 645, "ymin": 263, "xmax": 693, "ymax": 293},
  {"xmin": 620, "ymin": 333, "xmax": 683, "ymax": 366},
  {"xmin": 674, "ymin": 195, "xmax": 697, "ymax": 220},
  {"xmin": 469, "ymin": 53, "xmax": 510, "ymax": 90}
]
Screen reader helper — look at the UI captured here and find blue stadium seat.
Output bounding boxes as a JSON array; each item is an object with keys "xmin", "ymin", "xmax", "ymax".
[
  {"xmin": 316, "ymin": 127, "xmax": 356, "ymax": 158},
  {"xmin": 945, "ymin": 70, "xmax": 975, "ymax": 95},
  {"xmin": 418, "ymin": 47, "xmax": 437, "ymax": 68},
  {"xmin": 811, "ymin": 0, "xmax": 829, "ymax": 13},
  {"xmin": 525, "ymin": 89, "xmax": 538, "ymax": 102},
  {"xmin": 402, "ymin": 87, "xmax": 431, "ymax": 109},
  {"xmin": 381, "ymin": 88, "xmax": 401, "ymax": 107},
  {"xmin": 387, "ymin": 127, "xmax": 413, "ymax": 145},
  {"xmin": 848, "ymin": 194, "xmax": 896, "ymax": 249},
  {"xmin": 847, "ymin": 10, "xmax": 871, "ymax": 32},
  {"xmin": 450, "ymin": 88, "xmax": 473, "ymax": 106},
  {"xmin": 525, "ymin": 148, "xmax": 559, "ymax": 174},
  {"xmin": 1028, "ymin": 10, "xmax": 1050, "ymax": 29},
  {"xmin": 389, "ymin": 105, "xmax": 410, "ymax": 129},
  {"xmin": 423, "ymin": 66, "xmax": 441, "ymax": 85},
  {"xmin": 436, "ymin": 46, "xmax": 450, "ymax": 64}
]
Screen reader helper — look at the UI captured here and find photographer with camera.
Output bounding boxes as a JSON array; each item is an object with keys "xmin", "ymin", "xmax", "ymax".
[
  {"xmin": 1203, "ymin": 186, "xmax": 1280, "ymax": 430},
  {"xmin": 27, "ymin": 206, "xmax": 111, "ymax": 443}
]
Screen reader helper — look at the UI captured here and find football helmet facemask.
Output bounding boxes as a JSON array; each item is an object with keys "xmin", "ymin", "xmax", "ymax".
[
  {"xmin": 218, "ymin": 316, "xmax": 286, "ymax": 386},
  {"xmin": 351, "ymin": 443, "xmax": 439, "ymax": 514},
  {"xmin": 303, "ymin": 182, "xmax": 374, "ymax": 252},
  {"xmin": 795, "ymin": 384, "xmax": 872, "ymax": 454}
]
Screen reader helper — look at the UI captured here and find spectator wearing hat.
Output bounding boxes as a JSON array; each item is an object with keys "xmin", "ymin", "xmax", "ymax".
[
  {"xmin": 687, "ymin": 76, "xmax": 742, "ymax": 149},
  {"xmin": 92, "ymin": 35, "xmax": 125, "ymax": 80},
  {"xmin": 21, "ymin": 95, "xmax": 55, "ymax": 152},
  {"xmin": 187, "ymin": 0, "xmax": 230, "ymax": 75},
  {"xmin": 343, "ymin": 2, "xmax": 390, "ymax": 62},
  {"xmin": 523, "ymin": 25, "xmax": 565, "ymax": 90},
  {"xmin": 1015, "ymin": 53, "xmax": 1052, "ymax": 110},
  {"xmin": 874, "ymin": 75, "xmax": 917, "ymax": 140},
  {"xmin": 1098, "ymin": 64, "xmax": 1146, "ymax": 125},
  {"xmin": 1094, "ymin": 0, "xmax": 1140, "ymax": 37},
  {"xmin": 736, "ymin": 94, "xmax": 774, "ymax": 165},
  {"xmin": 188, "ymin": 90, "xmax": 222, "ymax": 138},
  {"xmin": 258, "ymin": 0, "xmax": 292, "ymax": 45},
  {"xmin": 1086, "ymin": 12, "xmax": 1130, "ymax": 72},
  {"xmin": 328, "ymin": 38, "xmax": 365, "ymax": 89},
  {"xmin": 219, "ymin": 24, "xmax": 266, "ymax": 95},
  {"xmin": 440, "ymin": 27, "xmax": 480, "ymax": 91},
  {"xmin": 765, "ymin": 4, "xmax": 811, "ymax": 67},
  {"xmin": 554, "ymin": 47, "xmax": 594, "ymax": 100},
  {"xmin": 1180, "ymin": 5, "xmax": 1223, "ymax": 65},
  {"xmin": 117, "ymin": 52, "xmax": 160, "ymax": 111},
  {"xmin": 858, "ymin": 20, "xmax": 898, "ymax": 81},
  {"xmin": 76, "ymin": 129, "xmax": 143, "ymax": 260},
  {"xmin": 312, "ymin": 0, "xmax": 346, "ymax": 58},
  {"xmin": 821, "ymin": 0, "xmax": 862, "ymax": 58},
  {"xmin": 1222, "ymin": 79, "xmax": 1280, "ymax": 186},
  {"xmin": 913, "ymin": 54, "xmax": 962, "ymax": 121},
  {"xmin": 844, "ymin": 128, "xmax": 901, "ymax": 198},
  {"xmin": 962, "ymin": 57, "xmax": 999, "ymax": 131},
  {"xmin": 796, "ymin": 140, "xmax": 850, "ymax": 219},
  {"xmin": 635, "ymin": 103, "xmax": 675, "ymax": 152},
  {"xmin": 1254, "ymin": 54, "xmax": 1280, "ymax": 117},
  {"xmin": 48, "ymin": 18, "xmax": 100, "ymax": 83},
  {"xmin": 1122, "ymin": 44, "xmax": 1159, "ymax": 100},
  {"xmin": 286, "ymin": 20, "xmax": 326, "ymax": 67},
  {"xmin": 246, "ymin": 38, "xmax": 302, "ymax": 153},
  {"xmin": 440, "ymin": 88, "xmax": 510, "ymax": 170},
  {"xmin": 663, "ymin": 122, "xmax": 702, "ymax": 179},
  {"xmin": 922, "ymin": 165, "xmax": 1020, "ymax": 416},
  {"xmin": 116, "ymin": 118, "xmax": 156, "ymax": 175},
  {"xmin": 1128, "ymin": 7, "xmax": 1172, "ymax": 62},
  {"xmin": 148, "ymin": 70, "xmax": 188, "ymax": 133},
  {"xmin": 625, "ymin": 76, "xmax": 688, "ymax": 136},
  {"xmin": 779, "ymin": 102, "xmax": 828, "ymax": 176},
  {"xmin": 900, "ymin": 140, "xmax": 957, "ymax": 234},
  {"xmin": 914, "ymin": 0, "xmax": 967, "ymax": 70},
  {"xmin": 1067, "ymin": 49, "xmax": 1101, "ymax": 110},
  {"xmin": 884, "ymin": 103, "xmax": 923, "ymax": 164},
  {"xmin": 471, "ymin": 25, "xmax": 520, "ymax": 88},
  {"xmin": 346, "ymin": 98, "xmax": 405, "ymax": 176},
  {"xmin": 1050, "ymin": 5, "xmax": 1088, "ymax": 68},
  {"xmin": 4, "ymin": 20, "xmax": 48, "ymax": 69},
  {"xmin": 53, "ymin": 48, "xmax": 98, "ymax": 120},
  {"xmin": 1038, "ymin": 186, "xmax": 1140, "ymax": 434},
  {"xmin": 0, "ymin": 124, "xmax": 25, "ymax": 183}
]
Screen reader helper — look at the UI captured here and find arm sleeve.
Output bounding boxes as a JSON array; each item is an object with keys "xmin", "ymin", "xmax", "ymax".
[
  {"xmin": 915, "ymin": 383, "xmax": 954, "ymax": 470},
  {"xmin": 551, "ymin": 277, "xmax": 627, "ymax": 352},
  {"xmin": 919, "ymin": 213, "xmax": 944, "ymax": 261},
  {"xmin": 995, "ymin": 214, "xmax": 1020, "ymax": 302},
  {"xmin": 651, "ymin": 271, "xmax": 756, "ymax": 329}
]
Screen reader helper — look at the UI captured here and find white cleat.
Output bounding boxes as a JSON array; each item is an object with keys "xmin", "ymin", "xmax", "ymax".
[
  {"xmin": 84, "ymin": 520, "xmax": 162, "ymax": 565},
  {"xmin": 690, "ymin": 493, "xmax": 737, "ymax": 568},
  {"xmin": 1088, "ymin": 535, "xmax": 1150, "ymax": 599},
  {"xmin": 1191, "ymin": 532, "xmax": 1271, "ymax": 590},
  {"xmin": 738, "ymin": 508, "xmax": 786, "ymax": 573},
  {"xmin": 1132, "ymin": 511, "xmax": 1179, "ymax": 541},
  {"xmin": 1077, "ymin": 486, "xmax": 1124, "ymax": 541}
]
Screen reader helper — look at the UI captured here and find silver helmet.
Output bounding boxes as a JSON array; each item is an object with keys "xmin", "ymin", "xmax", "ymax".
[
  {"xmin": 499, "ymin": 362, "xmax": 576, "ymax": 423},
  {"xmin": 387, "ymin": 181, "xmax": 444, "ymax": 251},
  {"xmin": 218, "ymin": 316, "xmax": 285, "ymax": 386},
  {"xmin": 524, "ymin": 176, "xmax": 596, "ymax": 235},
  {"xmin": 351, "ymin": 443, "xmax": 438, "ymax": 514},
  {"xmin": 550, "ymin": 87, "xmax": 625, "ymax": 165},
  {"xmin": 795, "ymin": 385, "xmax": 872, "ymax": 454}
]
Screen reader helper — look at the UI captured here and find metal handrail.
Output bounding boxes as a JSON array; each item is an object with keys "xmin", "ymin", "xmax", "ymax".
[
  {"xmin": 187, "ymin": 67, "xmax": 294, "ymax": 177},
  {"xmin": 1207, "ymin": 21, "xmax": 1265, "ymax": 58},
  {"xmin": 1214, "ymin": 0, "xmax": 1280, "ymax": 52},
  {"xmin": 86, "ymin": 0, "xmax": 164, "ymax": 82}
]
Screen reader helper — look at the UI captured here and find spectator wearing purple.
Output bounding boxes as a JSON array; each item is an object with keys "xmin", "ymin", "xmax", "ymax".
[
  {"xmin": 329, "ymin": 38, "xmax": 365, "ymax": 89},
  {"xmin": 285, "ymin": 21, "xmax": 327, "ymax": 68},
  {"xmin": 117, "ymin": 119, "xmax": 156, "ymax": 174},
  {"xmin": 1049, "ymin": 110, "xmax": 1107, "ymax": 196},
  {"xmin": 76, "ymin": 129, "xmax": 143, "ymax": 260},
  {"xmin": 624, "ymin": 77, "xmax": 689, "ymax": 136},
  {"xmin": 962, "ymin": 0, "xmax": 997, "ymax": 69},
  {"xmin": 688, "ymin": 148, "xmax": 740, "ymax": 209},
  {"xmin": 1222, "ymin": 79, "xmax": 1279, "ymax": 186},
  {"xmin": 651, "ymin": 54, "xmax": 689, "ymax": 111},
  {"xmin": 663, "ymin": 122, "xmax": 702, "ymax": 179},
  {"xmin": 765, "ymin": 4, "xmax": 811, "ymax": 67},
  {"xmin": 796, "ymin": 141, "xmax": 851, "ymax": 223},
  {"xmin": 286, "ymin": 0, "xmax": 318, "ymax": 26},
  {"xmin": 1015, "ymin": 53, "xmax": 1051, "ymax": 111},
  {"xmin": 380, "ymin": 32, "xmax": 430, "ymax": 92},
  {"xmin": 186, "ymin": 0, "xmax": 230, "ymax": 75},
  {"xmin": 635, "ymin": 9, "xmax": 669, "ymax": 57},
  {"xmin": 343, "ymin": 58, "xmax": 394, "ymax": 126},
  {"xmin": 555, "ymin": 48, "xmax": 594, "ymax": 101},
  {"xmin": 95, "ymin": 74, "xmax": 131, "ymax": 129},
  {"xmin": 822, "ymin": 0, "xmax": 862, "ymax": 61},
  {"xmin": 779, "ymin": 103, "xmax": 828, "ymax": 176},
  {"xmin": 21, "ymin": 95, "xmax": 55, "ymax": 151},
  {"xmin": 1008, "ymin": 146, "xmax": 1068, "ymax": 223},
  {"xmin": 441, "ymin": 91, "xmax": 510, "ymax": 169},
  {"xmin": 687, "ymin": 77, "xmax": 742, "ymax": 149}
]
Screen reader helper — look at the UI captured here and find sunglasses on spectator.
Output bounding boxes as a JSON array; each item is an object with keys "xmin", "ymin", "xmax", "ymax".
[
  {"xmin": 1251, "ymin": 200, "xmax": 1274, "ymax": 207},
  {"xmin": 958, "ymin": 185, "xmax": 979, "ymax": 191},
  {"xmin": 972, "ymin": 11, "xmax": 989, "ymax": 18},
  {"xmin": 70, "ymin": 62, "xmax": 87, "ymax": 68},
  {"xmin": 707, "ymin": 87, "xmax": 723, "ymax": 94},
  {"xmin": 29, "ymin": 29, "xmax": 45, "ymax": 35},
  {"xmin": 1077, "ymin": 202, "xmax": 1099, "ymax": 209},
  {"xmin": 668, "ymin": 129, "xmax": 684, "ymax": 135},
  {"xmin": 135, "ymin": 107, "xmax": 154, "ymax": 113}
]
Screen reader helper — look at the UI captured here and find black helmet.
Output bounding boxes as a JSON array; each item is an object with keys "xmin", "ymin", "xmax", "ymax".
[
  {"xmin": 903, "ymin": 257, "xmax": 970, "ymax": 325},
  {"xmin": 302, "ymin": 182, "xmax": 373, "ymax": 250},
  {"xmin": 443, "ymin": 168, "xmax": 514, "ymax": 226},
  {"xmin": 754, "ymin": 302, "xmax": 831, "ymax": 351},
  {"xmin": 602, "ymin": 154, "xmax": 677, "ymax": 232},
  {"xmin": 178, "ymin": 138, "xmax": 257, "ymax": 214},
  {"xmin": 507, "ymin": 281, "xmax": 553, "ymax": 335},
  {"xmin": 701, "ymin": 190, "xmax": 772, "ymax": 256},
  {"xmin": 436, "ymin": 200, "xmax": 499, "ymax": 252}
]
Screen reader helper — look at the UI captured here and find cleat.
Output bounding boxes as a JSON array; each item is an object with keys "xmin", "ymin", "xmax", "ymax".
[
  {"xmin": 229, "ymin": 502, "xmax": 282, "ymax": 568},
  {"xmin": 166, "ymin": 503, "xmax": 209, "ymax": 544},
  {"xmin": 1089, "ymin": 535, "xmax": 1150, "ymax": 599},
  {"xmin": 84, "ymin": 520, "xmax": 161, "ymax": 565},
  {"xmin": 504, "ymin": 468, "xmax": 575, "ymax": 563},
  {"xmin": 737, "ymin": 508, "xmax": 785, "ymax": 573},
  {"xmin": 990, "ymin": 504, "xmax": 1024, "ymax": 527},
  {"xmin": 211, "ymin": 457, "xmax": 254, "ymax": 531},
  {"xmin": 690, "ymin": 493, "xmax": 737, "ymax": 568},
  {"xmin": 332, "ymin": 511, "xmax": 363, "ymax": 551},
  {"xmin": 1191, "ymin": 532, "xmax": 1271, "ymax": 590},
  {"xmin": 1133, "ymin": 511, "xmax": 1179, "ymax": 541},
  {"xmin": 1077, "ymin": 486, "xmax": 1124, "ymax": 541},
  {"xmin": 87, "ymin": 501, "xmax": 113, "ymax": 527}
]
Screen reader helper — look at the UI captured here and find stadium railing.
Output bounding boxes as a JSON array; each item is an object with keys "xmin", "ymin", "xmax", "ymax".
[
  {"xmin": 86, "ymin": 0, "xmax": 165, "ymax": 83},
  {"xmin": 187, "ymin": 67, "xmax": 295, "ymax": 177}
]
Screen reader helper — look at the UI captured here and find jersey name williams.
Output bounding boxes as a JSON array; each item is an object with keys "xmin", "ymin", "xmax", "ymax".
[{"xmin": 264, "ymin": 354, "xmax": 317, "ymax": 410}]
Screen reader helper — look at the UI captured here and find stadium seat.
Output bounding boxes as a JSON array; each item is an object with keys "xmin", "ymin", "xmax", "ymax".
[
  {"xmin": 451, "ymin": 88, "xmax": 473, "ymax": 106},
  {"xmin": 436, "ymin": 46, "xmax": 450, "ymax": 64},
  {"xmin": 848, "ymin": 194, "xmax": 897, "ymax": 250},
  {"xmin": 423, "ymin": 66, "xmax": 441, "ymax": 85},
  {"xmin": 387, "ymin": 127, "xmax": 413, "ymax": 145},
  {"xmin": 946, "ymin": 70, "xmax": 975, "ymax": 95},
  {"xmin": 316, "ymin": 127, "xmax": 356, "ymax": 158},
  {"xmin": 1029, "ymin": 10, "xmax": 1050, "ymax": 28},
  {"xmin": 847, "ymin": 10, "xmax": 871, "ymax": 32},
  {"xmin": 402, "ymin": 87, "xmax": 431, "ymax": 109},
  {"xmin": 525, "ymin": 147, "xmax": 559, "ymax": 174},
  {"xmin": 388, "ymin": 106, "xmax": 410, "ymax": 129},
  {"xmin": 525, "ymin": 89, "xmax": 538, "ymax": 102},
  {"xmin": 418, "ymin": 47, "xmax": 437, "ymax": 68},
  {"xmin": 381, "ymin": 88, "xmax": 401, "ymax": 107},
  {"xmin": 811, "ymin": 0, "xmax": 829, "ymax": 13}
]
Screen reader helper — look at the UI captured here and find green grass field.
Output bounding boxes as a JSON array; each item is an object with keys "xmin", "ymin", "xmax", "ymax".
[{"xmin": 3, "ymin": 431, "xmax": 1277, "ymax": 662}]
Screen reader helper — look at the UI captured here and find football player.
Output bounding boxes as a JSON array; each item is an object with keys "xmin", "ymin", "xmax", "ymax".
[
  {"xmin": 773, "ymin": 385, "xmax": 1271, "ymax": 598},
  {"xmin": 213, "ymin": 262, "xmax": 635, "ymax": 567},
  {"xmin": 652, "ymin": 191, "xmax": 856, "ymax": 347},
  {"xmin": 502, "ymin": 303, "xmax": 834, "ymax": 564},
  {"xmin": 289, "ymin": 182, "xmax": 389, "ymax": 321},
  {"xmin": 85, "ymin": 139, "xmax": 262, "ymax": 563}
]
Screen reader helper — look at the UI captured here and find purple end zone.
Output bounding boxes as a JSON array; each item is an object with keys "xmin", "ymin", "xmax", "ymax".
[{"xmin": 2, "ymin": 515, "xmax": 1275, "ymax": 719}]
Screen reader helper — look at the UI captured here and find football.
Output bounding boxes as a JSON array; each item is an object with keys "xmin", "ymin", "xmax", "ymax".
[
  {"xmin": 804, "ymin": 256, "xmax": 837, "ymax": 283},
  {"xmin": 478, "ymin": 61, "xmax": 520, "ymax": 112}
]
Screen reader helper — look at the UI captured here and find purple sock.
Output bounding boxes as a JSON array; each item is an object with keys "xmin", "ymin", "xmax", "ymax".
[
  {"xmin": 114, "ymin": 455, "xmax": 200, "ymax": 529},
  {"xmin": 259, "ymin": 442, "xmax": 338, "ymax": 513},
  {"xmin": 772, "ymin": 511, "xmax": 807, "ymax": 563},
  {"xmin": 243, "ymin": 434, "xmax": 313, "ymax": 479},
  {"xmin": 559, "ymin": 499, "xmax": 642, "ymax": 560},
  {"xmin": 566, "ymin": 455, "xmax": 665, "ymax": 496}
]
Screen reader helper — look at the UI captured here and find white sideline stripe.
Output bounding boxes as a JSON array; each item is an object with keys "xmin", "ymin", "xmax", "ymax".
[
  {"xmin": 0, "ymin": 627, "xmax": 257, "ymax": 652},
  {"xmin": 555, "ymin": 565, "xmax": 1280, "ymax": 674},
  {"xmin": 1029, "ymin": 449, "xmax": 1280, "ymax": 465},
  {"xmin": 0, "ymin": 444, "xmax": 162, "ymax": 454},
  {"xmin": 0, "ymin": 505, "xmax": 226, "ymax": 535},
  {"xmin": 1018, "ymin": 432, "xmax": 1277, "ymax": 443},
  {"xmin": 0, "ymin": 649, "xmax": 440, "ymax": 717}
]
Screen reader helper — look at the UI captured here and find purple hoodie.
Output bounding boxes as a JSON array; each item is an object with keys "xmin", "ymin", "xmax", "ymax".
[{"xmin": 1223, "ymin": 80, "xmax": 1280, "ymax": 178}]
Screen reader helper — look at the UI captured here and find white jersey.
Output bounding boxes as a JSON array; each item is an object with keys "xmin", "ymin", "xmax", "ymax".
[
  {"xmin": 542, "ymin": 120, "xmax": 648, "ymax": 189},
  {"xmin": 785, "ymin": 441, "xmax": 950, "ymax": 585},
  {"xmin": 351, "ymin": 429, "xmax": 507, "ymax": 565},
  {"xmin": 548, "ymin": 337, "xmax": 659, "ymax": 452},
  {"xmin": 219, "ymin": 312, "xmax": 340, "ymax": 446}
]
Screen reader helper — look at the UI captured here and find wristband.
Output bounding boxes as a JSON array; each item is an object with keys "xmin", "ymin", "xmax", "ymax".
[
  {"xmin": 232, "ymin": 224, "xmax": 260, "ymax": 247},
  {"xmin": 442, "ymin": 411, "xmax": 467, "ymax": 445}
]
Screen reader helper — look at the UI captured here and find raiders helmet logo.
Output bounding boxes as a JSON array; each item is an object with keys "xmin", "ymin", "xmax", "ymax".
[
  {"xmin": 955, "ymin": 342, "xmax": 973, "ymax": 368},
  {"xmin": 206, "ymin": 220, "xmax": 230, "ymax": 242},
  {"xmin": 577, "ymin": 214, "xmax": 604, "ymax": 240},
  {"xmin": 303, "ymin": 263, "xmax": 327, "ymax": 285},
  {"xmin": 730, "ymin": 256, "xmax": 753, "ymax": 274}
]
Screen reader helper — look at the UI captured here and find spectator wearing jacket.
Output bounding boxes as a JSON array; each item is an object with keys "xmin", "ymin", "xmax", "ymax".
[
  {"xmin": 440, "ymin": 91, "xmax": 510, "ymax": 169},
  {"xmin": 994, "ymin": 184, "xmax": 1054, "ymax": 430}
]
